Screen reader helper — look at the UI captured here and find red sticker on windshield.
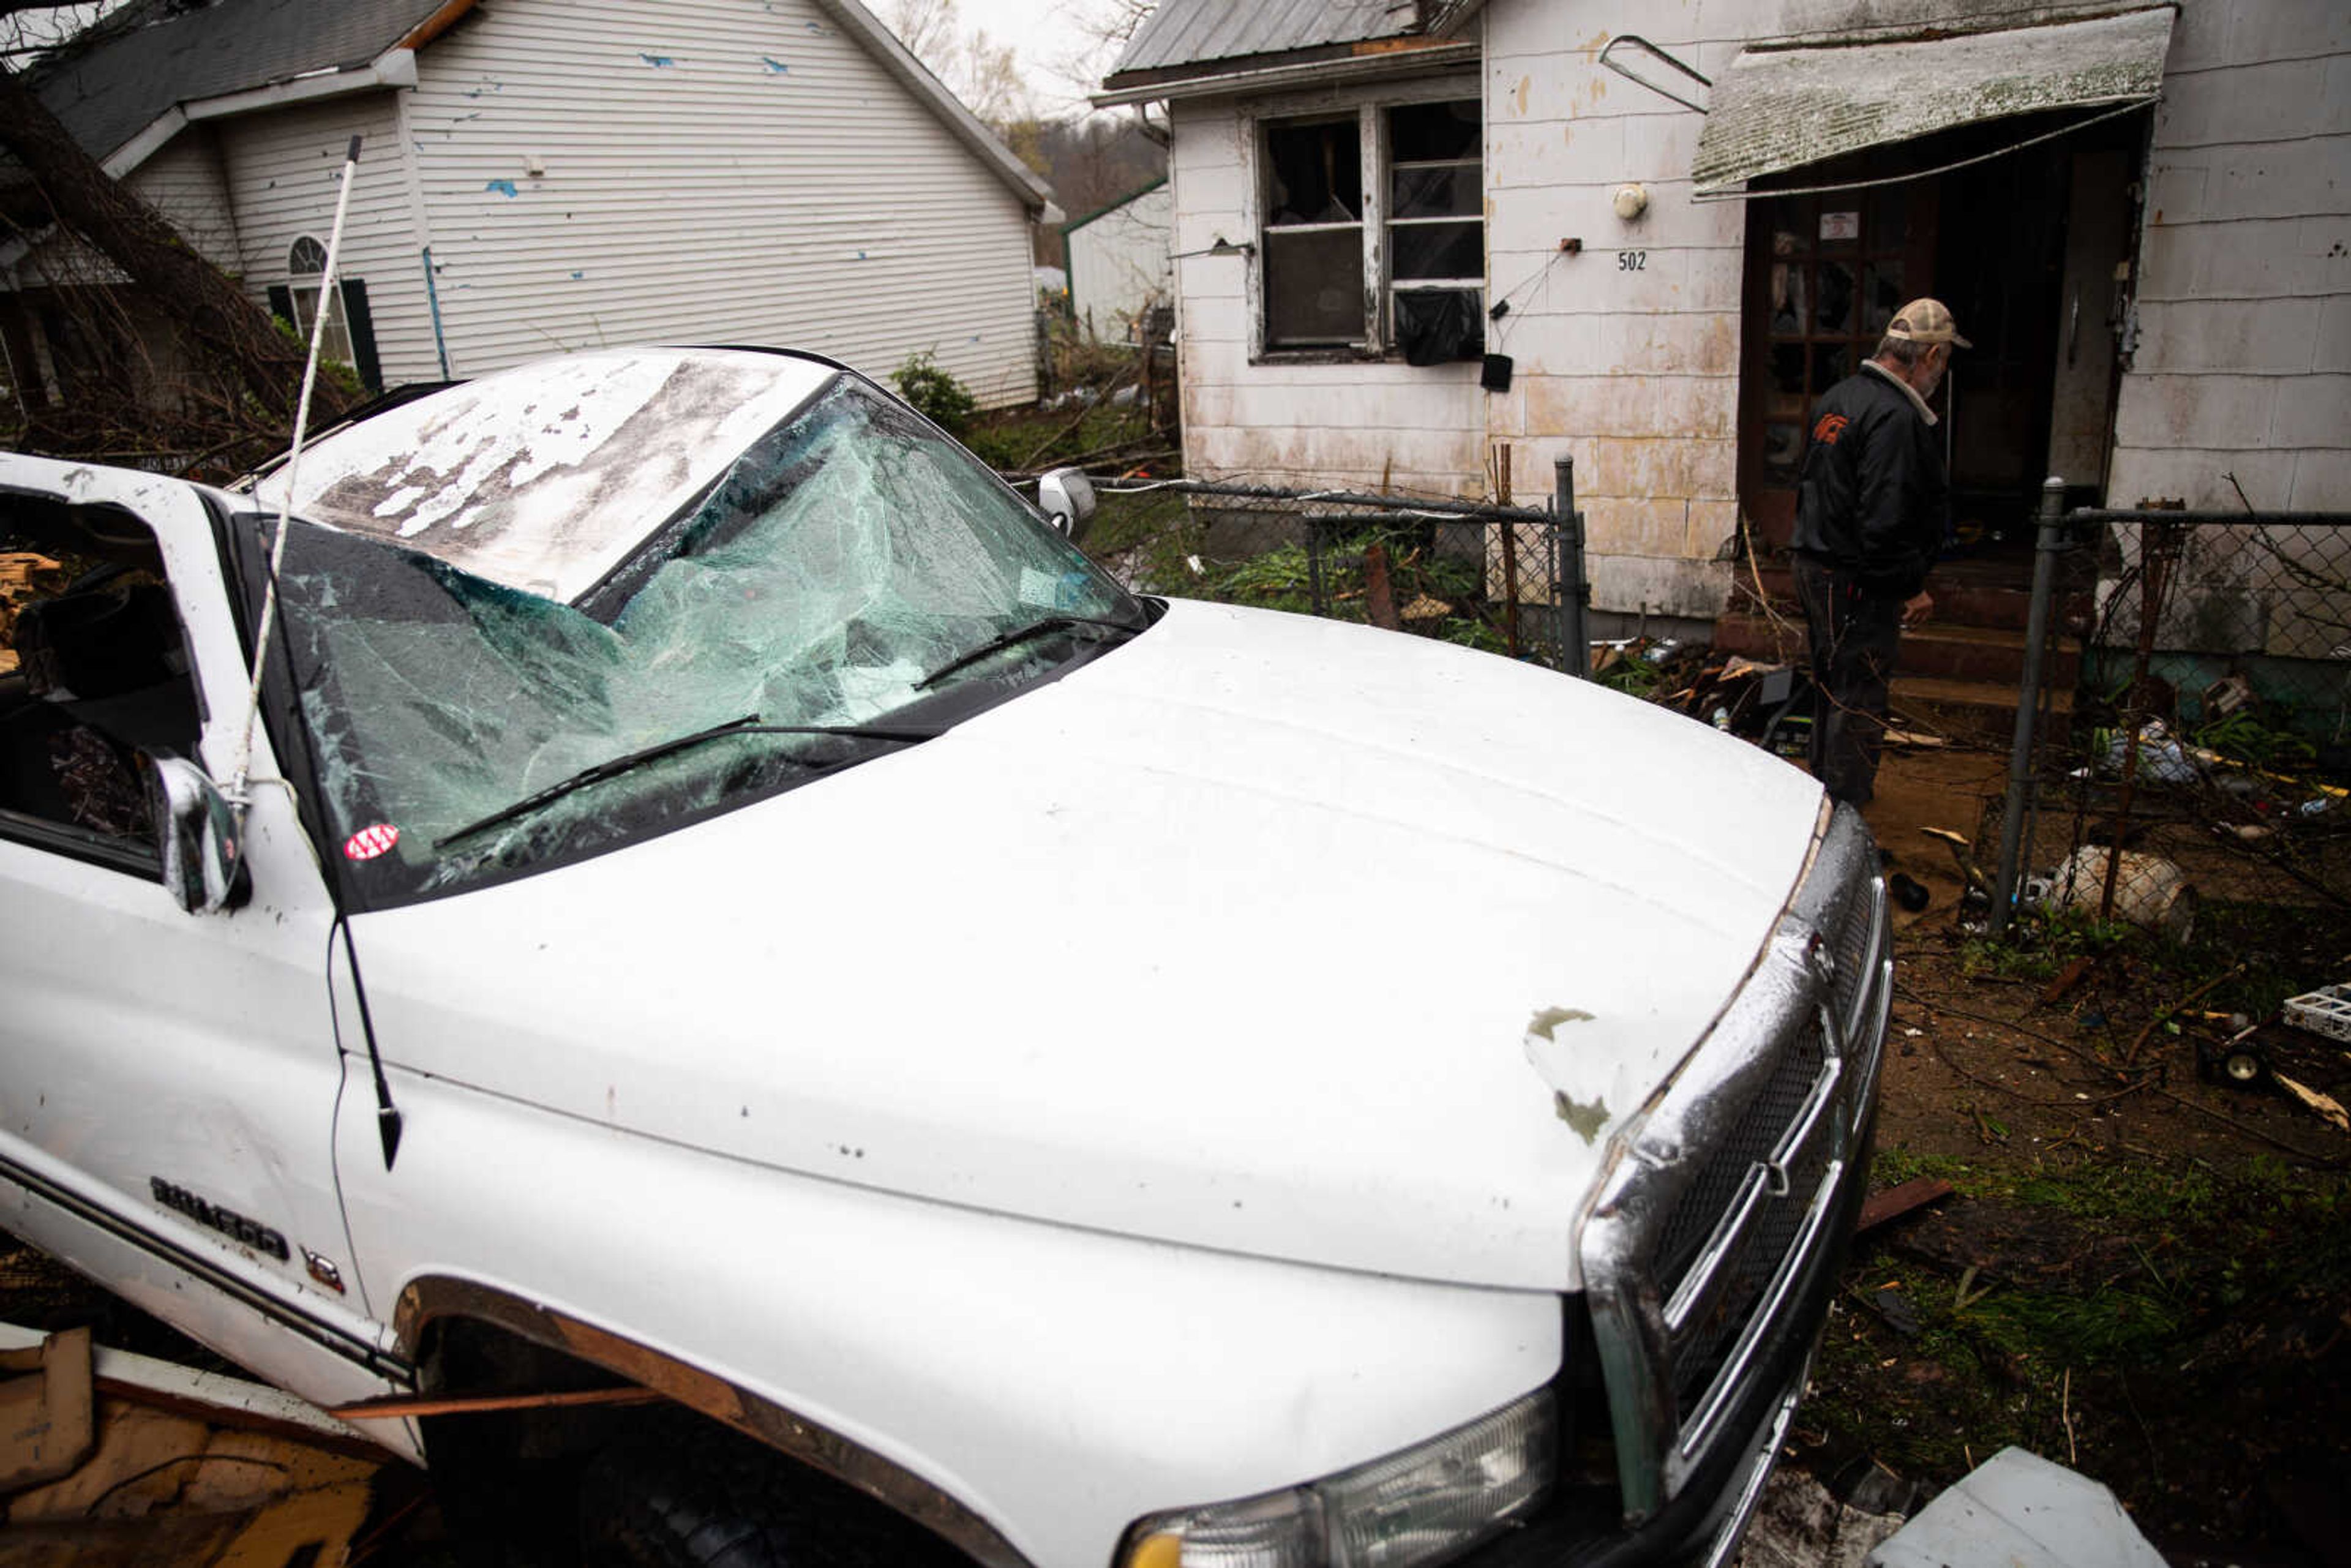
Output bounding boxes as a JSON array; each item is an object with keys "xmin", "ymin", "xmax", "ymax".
[{"xmin": 345, "ymin": 823, "xmax": 400, "ymax": 861}]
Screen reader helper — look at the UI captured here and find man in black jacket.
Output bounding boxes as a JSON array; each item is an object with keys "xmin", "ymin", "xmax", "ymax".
[{"xmin": 1790, "ymin": 298, "xmax": 1968, "ymax": 806}]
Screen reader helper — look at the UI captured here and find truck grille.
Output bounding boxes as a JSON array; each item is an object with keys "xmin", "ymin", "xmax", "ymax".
[{"xmin": 1577, "ymin": 803, "xmax": 1891, "ymax": 1523}]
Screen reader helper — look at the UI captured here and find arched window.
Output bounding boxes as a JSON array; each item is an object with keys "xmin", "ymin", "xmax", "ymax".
[{"xmin": 283, "ymin": 236, "xmax": 354, "ymax": 367}]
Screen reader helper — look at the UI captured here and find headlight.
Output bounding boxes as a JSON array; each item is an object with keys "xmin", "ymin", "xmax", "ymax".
[{"xmin": 1120, "ymin": 1388, "xmax": 1555, "ymax": 1568}]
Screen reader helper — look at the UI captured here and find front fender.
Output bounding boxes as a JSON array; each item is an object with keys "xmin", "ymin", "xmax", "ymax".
[{"xmin": 339, "ymin": 1072, "xmax": 1563, "ymax": 1568}]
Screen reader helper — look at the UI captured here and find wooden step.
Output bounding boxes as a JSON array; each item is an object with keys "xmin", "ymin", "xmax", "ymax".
[
  {"xmin": 1712, "ymin": 613, "xmax": 2080, "ymax": 689},
  {"xmin": 1730, "ymin": 562, "xmax": 2091, "ymax": 634},
  {"xmin": 1890, "ymin": 675, "xmax": 2074, "ymax": 745}
]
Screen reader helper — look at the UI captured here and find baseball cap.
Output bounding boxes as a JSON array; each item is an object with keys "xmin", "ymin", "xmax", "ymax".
[{"xmin": 1887, "ymin": 298, "xmax": 1971, "ymax": 348}]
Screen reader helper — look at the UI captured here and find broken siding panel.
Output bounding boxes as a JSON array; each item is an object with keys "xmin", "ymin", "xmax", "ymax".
[
  {"xmin": 216, "ymin": 96, "xmax": 438, "ymax": 384},
  {"xmin": 400, "ymin": 0, "xmax": 1036, "ymax": 404}
]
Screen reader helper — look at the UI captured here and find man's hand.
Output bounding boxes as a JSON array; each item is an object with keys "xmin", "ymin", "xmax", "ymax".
[{"xmin": 1900, "ymin": 590, "xmax": 1933, "ymax": 629}]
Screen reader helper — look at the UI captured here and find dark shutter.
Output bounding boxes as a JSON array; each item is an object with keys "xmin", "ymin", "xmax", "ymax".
[
  {"xmin": 339, "ymin": 279, "xmax": 382, "ymax": 394},
  {"xmin": 265, "ymin": 284, "xmax": 293, "ymax": 329}
]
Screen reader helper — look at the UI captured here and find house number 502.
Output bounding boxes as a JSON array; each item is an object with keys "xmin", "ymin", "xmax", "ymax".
[{"xmin": 1619, "ymin": 251, "xmax": 1647, "ymax": 271}]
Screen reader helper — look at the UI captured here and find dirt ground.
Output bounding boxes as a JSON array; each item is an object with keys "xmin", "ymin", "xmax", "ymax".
[{"xmin": 1801, "ymin": 741, "xmax": 2351, "ymax": 1567}]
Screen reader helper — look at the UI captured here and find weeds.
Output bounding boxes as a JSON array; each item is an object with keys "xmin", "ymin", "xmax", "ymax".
[
  {"xmin": 1821, "ymin": 1136, "xmax": 2351, "ymax": 1525},
  {"xmin": 888, "ymin": 351, "xmax": 978, "ymax": 434}
]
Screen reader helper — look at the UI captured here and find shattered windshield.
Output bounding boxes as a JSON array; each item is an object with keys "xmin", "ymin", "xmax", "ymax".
[{"xmin": 262, "ymin": 371, "xmax": 1143, "ymax": 902}]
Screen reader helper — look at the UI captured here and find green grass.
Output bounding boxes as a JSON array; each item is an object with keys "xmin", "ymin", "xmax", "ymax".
[{"xmin": 1818, "ymin": 1140, "xmax": 2351, "ymax": 1497}]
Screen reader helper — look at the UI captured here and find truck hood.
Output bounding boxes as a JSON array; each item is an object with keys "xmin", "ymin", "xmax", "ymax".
[{"xmin": 348, "ymin": 602, "xmax": 1824, "ymax": 1291}]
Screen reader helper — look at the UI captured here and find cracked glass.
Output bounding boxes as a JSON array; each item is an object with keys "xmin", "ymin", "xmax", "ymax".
[{"xmin": 261, "ymin": 370, "xmax": 1141, "ymax": 902}]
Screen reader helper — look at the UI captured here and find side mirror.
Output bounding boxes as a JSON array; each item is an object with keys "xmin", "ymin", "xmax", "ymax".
[
  {"xmin": 1036, "ymin": 467, "xmax": 1097, "ymax": 542},
  {"xmin": 143, "ymin": 756, "xmax": 250, "ymax": 913}
]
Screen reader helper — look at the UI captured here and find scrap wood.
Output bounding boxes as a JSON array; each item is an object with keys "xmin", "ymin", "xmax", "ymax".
[
  {"xmin": 1, "ymin": 1326, "xmax": 95, "ymax": 1491},
  {"xmin": 2274, "ymin": 1074, "xmax": 2350, "ymax": 1133},
  {"xmin": 1856, "ymin": 1177, "xmax": 1954, "ymax": 1235},
  {"xmin": 1, "ymin": 552, "xmax": 63, "ymax": 594},
  {"xmin": 325, "ymin": 1384, "xmax": 661, "ymax": 1421},
  {"xmin": 0, "ymin": 1323, "xmax": 371, "ymax": 1454}
]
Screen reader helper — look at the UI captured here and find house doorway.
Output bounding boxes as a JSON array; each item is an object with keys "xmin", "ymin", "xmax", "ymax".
[{"xmin": 1734, "ymin": 108, "xmax": 2151, "ymax": 576}]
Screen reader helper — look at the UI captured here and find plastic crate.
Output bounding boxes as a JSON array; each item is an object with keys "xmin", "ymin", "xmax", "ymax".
[{"xmin": 2281, "ymin": 985, "xmax": 2351, "ymax": 1043}]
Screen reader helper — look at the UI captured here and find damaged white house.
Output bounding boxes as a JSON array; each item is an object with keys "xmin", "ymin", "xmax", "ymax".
[
  {"xmin": 1098, "ymin": 0, "xmax": 2349, "ymax": 642},
  {"xmin": 3, "ymin": 0, "xmax": 1055, "ymax": 416}
]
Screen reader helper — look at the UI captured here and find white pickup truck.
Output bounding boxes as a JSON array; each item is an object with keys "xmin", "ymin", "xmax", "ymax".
[{"xmin": 0, "ymin": 346, "xmax": 1889, "ymax": 1568}]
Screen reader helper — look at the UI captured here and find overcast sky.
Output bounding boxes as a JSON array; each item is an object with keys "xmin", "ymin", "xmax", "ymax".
[{"xmin": 931, "ymin": 0, "xmax": 1133, "ymax": 119}]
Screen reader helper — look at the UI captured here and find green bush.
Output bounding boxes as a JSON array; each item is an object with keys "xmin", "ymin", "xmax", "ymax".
[{"xmin": 888, "ymin": 351, "xmax": 978, "ymax": 434}]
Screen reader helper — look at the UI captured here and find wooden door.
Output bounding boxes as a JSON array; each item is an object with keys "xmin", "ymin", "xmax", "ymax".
[{"xmin": 1737, "ymin": 185, "xmax": 1940, "ymax": 549}]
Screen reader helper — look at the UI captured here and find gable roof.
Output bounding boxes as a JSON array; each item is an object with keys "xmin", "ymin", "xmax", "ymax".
[
  {"xmin": 32, "ymin": 0, "xmax": 1054, "ymax": 214},
  {"xmin": 34, "ymin": 0, "xmax": 464, "ymax": 171}
]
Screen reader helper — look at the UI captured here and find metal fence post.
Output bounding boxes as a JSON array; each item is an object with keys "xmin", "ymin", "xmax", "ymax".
[
  {"xmin": 1555, "ymin": 457, "xmax": 1591, "ymax": 678},
  {"xmin": 1990, "ymin": 476, "xmax": 2068, "ymax": 937}
]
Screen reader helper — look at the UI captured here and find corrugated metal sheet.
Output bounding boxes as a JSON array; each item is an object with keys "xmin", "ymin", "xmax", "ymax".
[
  {"xmin": 1114, "ymin": 0, "xmax": 1417, "ymax": 77},
  {"xmin": 32, "ymin": 0, "xmax": 451, "ymax": 162},
  {"xmin": 1693, "ymin": 7, "xmax": 2175, "ymax": 196}
]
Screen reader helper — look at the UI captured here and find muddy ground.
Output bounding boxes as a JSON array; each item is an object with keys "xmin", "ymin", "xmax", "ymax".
[
  {"xmin": 5, "ymin": 745, "xmax": 2348, "ymax": 1564},
  {"xmin": 1815, "ymin": 743, "xmax": 2351, "ymax": 1566}
]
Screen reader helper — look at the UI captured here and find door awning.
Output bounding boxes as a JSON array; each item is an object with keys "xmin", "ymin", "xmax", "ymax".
[{"xmin": 1691, "ymin": 6, "xmax": 2175, "ymax": 198}]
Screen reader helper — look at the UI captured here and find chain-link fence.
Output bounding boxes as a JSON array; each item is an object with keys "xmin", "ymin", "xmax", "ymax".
[
  {"xmin": 1082, "ymin": 473, "xmax": 1585, "ymax": 674},
  {"xmin": 1990, "ymin": 492, "xmax": 2351, "ymax": 933}
]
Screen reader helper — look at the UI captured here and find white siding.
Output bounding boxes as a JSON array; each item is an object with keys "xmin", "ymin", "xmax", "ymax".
[
  {"xmin": 218, "ymin": 96, "xmax": 435, "ymax": 385},
  {"xmin": 1168, "ymin": 86, "xmax": 1490, "ymax": 502},
  {"xmin": 2108, "ymin": 0, "xmax": 2351, "ymax": 512},
  {"xmin": 1068, "ymin": 183, "xmax": 1172, "ymax": 342},
  {"xmin": 11, "ymin": 130, "xmax": 241, "ymax": 289},
  {"xmin": 1482, "ymin": 0, "xmax": 1746, "ymax": 618},
  {"xmin": 394, "ymin": 0, "xmax": 1038, "ymax": 404},
  {"xmin": 129, "ymin": 130, "xmax": 243, "ymax": 271}
]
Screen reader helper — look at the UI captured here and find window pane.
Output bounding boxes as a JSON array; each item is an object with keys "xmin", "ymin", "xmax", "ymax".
[
  {"xmin": 1265, "ymin": 228, "xmax": 1365, "ymax": 344},
  {"xmin": 290, "ymin": 282, "xmax": 353, "ymax": 366},
  {"xmin": 1769, "ymin": 263, "xmax": 1807, "ymax": 336},
  {"xmin": 1392, "ymin": 220, "xmax": 1482, "ymax": 281},
  {"xmin": 1769, "ymin": 198, "xmax": 1810, "ymax": 257},
  {"xmin": 1768, "ymin": 342, "xmax": 1807, "ymax": 416},
  {"xmin": 1815, "ymin": 261, "xmax": 1856, "ymax": 334},
  {"xmin": 1392, "ymin": 163, "xmax": 1478, "ymax": 220},
  {"xmin": 1862, "ymin": 261, "xmax": 1903, "ymax": 335},
  {"xmin": 1389, "ymin": 99, "xmax": 1479, "ymax": 162},
  {"xmin": 1392, "ymin": 288, "xmax": 1484, "ymax": 364},
  {"xmin": 1266, "ymin": 120, "xmax": 1361, "ymax": 226},
  {"xmin": 1810, "ymin": 342, "xmax": 1851, "ymax": 394},
  {"xmin": 1868, "ymin": 185, "xmax": 1911, "ymax": 247}
]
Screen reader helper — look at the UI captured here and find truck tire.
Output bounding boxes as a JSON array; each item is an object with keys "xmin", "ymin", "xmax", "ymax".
[{"xmin": 579, "ymin": 1420, "xmax": 965, "ymax": 1568}]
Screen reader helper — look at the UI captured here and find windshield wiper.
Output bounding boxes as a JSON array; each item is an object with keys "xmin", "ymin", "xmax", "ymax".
[
  {"xmin": 437, "ymin": 714, "xmax": 938, "ymax": 850},
  {"xmin": 915, "ymin": 613, "xmax": 1143, "ymax": 691}
]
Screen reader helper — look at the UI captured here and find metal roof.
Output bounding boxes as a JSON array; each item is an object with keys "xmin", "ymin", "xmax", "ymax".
[
  {"xmin": 32, "ymin": 0, "xmax": 458, "ymax": 165},
  {"xmin": 1693, "ymin": 6, "xmax": 2175, "ymax": 197},
  {"xmin": 1112, "ymin": 0, "xmax": 1417, "ymax": 78}
]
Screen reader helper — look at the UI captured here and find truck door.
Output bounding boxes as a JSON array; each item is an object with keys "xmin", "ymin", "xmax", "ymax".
[{"xmin": 0, "ymin": 464, "xmax": 407, "ymax": 1412}]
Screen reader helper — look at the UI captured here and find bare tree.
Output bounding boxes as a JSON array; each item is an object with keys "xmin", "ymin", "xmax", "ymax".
[
  {"xmin": 0, "ymin": 3, "xmax": 343, "ymax": 460},
  {"xmin": 881, "ymin": 0, "xmax": 1037, "ymax": 129}
]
